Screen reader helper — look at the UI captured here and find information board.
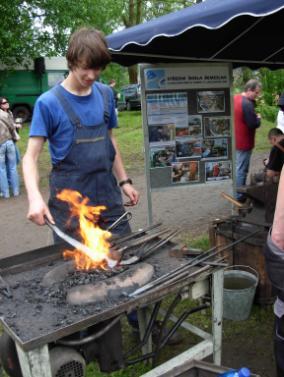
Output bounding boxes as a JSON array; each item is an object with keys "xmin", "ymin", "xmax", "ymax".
[{"xmin": 140, "ymin": 63, "xmax": 233, "ymax": 189}]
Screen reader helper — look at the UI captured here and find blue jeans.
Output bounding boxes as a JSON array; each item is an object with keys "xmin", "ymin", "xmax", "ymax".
[
  {"xmin": 236, "ymin": 149, "xmax": 252, "ymax": 200},
  {"xmin": 0, "ymin": 140, "xmax": 20, "ymax": 198}
]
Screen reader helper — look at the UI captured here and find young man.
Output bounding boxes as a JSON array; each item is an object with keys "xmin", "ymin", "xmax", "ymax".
[
  {"xmin": 23, "ymin": 28, "xmax": 139, "ymax": 236},
  {"xmin": 234, "ymin": 79, "xmax": 261, "ymax": 201}
]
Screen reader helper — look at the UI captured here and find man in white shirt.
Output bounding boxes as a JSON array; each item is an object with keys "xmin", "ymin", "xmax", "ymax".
[{"xmin": 277, "ymin": 93, "xmax": 284, "ymax": 133}]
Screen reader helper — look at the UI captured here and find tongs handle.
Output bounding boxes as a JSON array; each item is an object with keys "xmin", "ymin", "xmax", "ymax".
[
  {"xmin": 107, "ymin": 211, "xmax": 132, "ymax": 231},
  {"xmin": 44, "ymin": 215, "xmax": 56, "ymax": 230}
]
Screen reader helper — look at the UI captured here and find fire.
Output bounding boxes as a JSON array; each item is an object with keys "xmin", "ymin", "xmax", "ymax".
[{"xmin": 56, "ymin": 189, "xmax": 112, "ymax": 270}]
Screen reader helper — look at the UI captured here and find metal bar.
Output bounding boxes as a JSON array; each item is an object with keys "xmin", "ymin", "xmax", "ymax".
[
  {"xmin": 119, "ymin": 228, "xmax": 171, "ymax": 252},
  {"xmin": 263, "ymin": 45, "xmax": 284, "ymax": 62},
  {"xmin": 113, "ymin": 223, "xmax": 162, "ymax": 245},
  {"xmin": 57, "ymin": 315, "xmax": 122, "ymax": 346},
  {"xmin": 152, "ymin": 292, "xmax": 182, "ymax": 366},
  {"xmin": 125, "ymin": 302, "xmax": 161, "ymax": 357},
  {"xmin": 140, "ymin": 229, "xmax": 181, "ymax": 260},
  {"xmin": 159, "ymin": 309, "xmax": 211, "ymax": 340},
  {"xmin": 138, "ymin": 307, "xmax": 153, "ymax": 357},
  {"xmin": 111, "ymin": 51, "xmax": 284, "ymax": 66},
  {"xmin": 209, "ymin": 18, "xmax": 264, "ymax": 59},
  {"xmin": 158, "ymin": 304, "xmax": 210, "ymax": 351},
  {"xmin": 120, "ymin": 229, "xmax": 180, "ymax": 265}
]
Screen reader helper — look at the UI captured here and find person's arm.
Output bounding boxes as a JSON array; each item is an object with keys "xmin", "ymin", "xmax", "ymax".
[
  {"xmin": 22, "ymin": 137, "xmax": 54, "ymax": 225},
  {"xmin": 242, "ymin": 98, "xmax": 261, "ymax": 129},
  {"xmin": 109, "ymin": 130, "xmax": 139, "ymax": 206},
  {"xmin": 271, "ymin": 166, "xmax": 284, "ymax": 250}
]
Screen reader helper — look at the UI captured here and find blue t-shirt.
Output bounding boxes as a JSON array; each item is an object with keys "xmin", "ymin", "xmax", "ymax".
[{"xmin": 30, "ymin": 82, "xmax": 117, "ymax": 165}]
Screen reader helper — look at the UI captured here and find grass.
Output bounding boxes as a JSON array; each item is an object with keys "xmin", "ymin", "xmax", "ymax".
[{"xmin": 254, "ymin": 118, "xmax": 275, "ymax": 153}]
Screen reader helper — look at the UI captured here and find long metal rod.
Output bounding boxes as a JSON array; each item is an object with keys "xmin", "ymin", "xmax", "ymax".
[
  {"xmin": 118, "ymin": 228, "xmax": 171, "ymax": 253},
  {"xmin": 113, "ymin": 223, "xmax": 163, "ymax": 245},
  {"xmin": 130, "ymin": 228, "xmax": 261, "ymax": 297},
  {"xmin": 120, "ymin": 229, "xmax": 180, "ymax": 265},
  {"xmin": 140, "ymin": 229, "xmax": 182, "ymax": 260}
]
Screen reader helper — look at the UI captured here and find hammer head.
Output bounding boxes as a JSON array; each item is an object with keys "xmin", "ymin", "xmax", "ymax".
[{"xmin": 238, "ymin": 200, "xmax": 253, "ymax": 217}]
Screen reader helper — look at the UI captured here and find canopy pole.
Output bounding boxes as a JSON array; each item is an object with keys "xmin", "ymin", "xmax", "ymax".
[
  {"xmin": 109, "ymin": 51, "xmax": 284, "ymax": 67},
  {"xmin": 209, "ymin": 17, "xmax": 264, "ymax": 59},
  {"xmin": 263, "ymin": 46, "xmax": 284, "ymax": 62}
]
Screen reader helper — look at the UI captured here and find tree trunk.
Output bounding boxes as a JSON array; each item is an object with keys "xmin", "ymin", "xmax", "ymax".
[{"xmin": 128, "ymin": 65, "xmax": 138, "ymax": 84}]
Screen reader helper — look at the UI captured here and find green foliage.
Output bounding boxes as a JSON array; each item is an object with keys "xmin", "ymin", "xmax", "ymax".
[
  {"xmin": 258, "ymin": 68, "xmax": 284, "ymax": 106},
  {"xmin": 101, "ymin": 64, "xmax": 129, "ymax": 90},
  {"xmin": 257, "ymin": 103, "xmax": 278, "ymax": 123}
]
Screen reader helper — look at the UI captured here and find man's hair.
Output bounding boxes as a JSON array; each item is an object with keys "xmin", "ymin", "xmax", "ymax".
[
  {"xmin": 66, "ymin": 27, "xmax": 111, "ymax": 70},
  {"xmin": 244, "ymin": 79, "xmax": 261, "ymax": 92},
  {"xmin": 268, "ymin": 128, "xmax": 283, "ymax": 138}
]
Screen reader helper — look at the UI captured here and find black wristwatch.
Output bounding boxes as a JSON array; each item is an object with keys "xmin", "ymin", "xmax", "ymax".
[{"xmin": 119, "ymin": 178, "xmax": 133, "ymax": 187}]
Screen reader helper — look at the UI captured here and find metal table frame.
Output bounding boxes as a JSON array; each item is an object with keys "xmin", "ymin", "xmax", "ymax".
[{"xmin": 14, "ymin": 268, "xmax": 224, "ymax": 377}]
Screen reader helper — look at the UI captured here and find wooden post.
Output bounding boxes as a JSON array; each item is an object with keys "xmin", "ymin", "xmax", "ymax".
[
  {"xmin": 212, "ymin": 269, "xmax": 224, "ymax": 365},
  {"xmin": 16, "ymin": 344, "xmax": 52, "ymax": 377}
]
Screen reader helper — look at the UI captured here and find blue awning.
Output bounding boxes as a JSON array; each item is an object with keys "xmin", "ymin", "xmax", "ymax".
[{"xmin": 107, "ymin": 0, "xmax": 284, "ymax": 69}]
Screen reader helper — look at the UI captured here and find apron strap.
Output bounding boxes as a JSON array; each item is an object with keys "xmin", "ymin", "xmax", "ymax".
[
  {"xmin": 52, "ymin": 85, "xmax": 82, "ymax": 128},
  {"xmin": 52, "ymin": 83, "xmax": 110, "ymax": 127},
  {"xmin": 95, "ymin": 83, "xmax": 110, "ymax": 125}
]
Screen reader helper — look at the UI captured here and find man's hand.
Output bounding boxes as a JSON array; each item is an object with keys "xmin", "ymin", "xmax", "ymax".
[
  {"xmin": 122, "ymin": 183, "xmax": 140, "ymax": 206},
  {"xmin": 27, "ymin": 197, "xmax": 54, "ymax": 226}
]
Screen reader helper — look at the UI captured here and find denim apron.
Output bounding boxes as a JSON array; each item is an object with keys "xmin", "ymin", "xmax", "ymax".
[{"xmin": 48, "ymin": 84, "xmax": 130, "ymax": 238}]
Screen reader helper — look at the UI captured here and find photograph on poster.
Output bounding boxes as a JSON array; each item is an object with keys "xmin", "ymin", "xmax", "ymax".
[
  {"xmin": 197, "ymin": 91, "xmax": 225, "ymax": 113},
  {"xmin": 171, "ymin": 161, "xmax": 199, "ymax": 184},
  {"xmin": 176, "ymin": 126, "xmax": 189, "ymax": 137},
  {"xmin": 188, "ymin": 115, "xmax": 202, "ymax": 138},
  {"xmin": 205, "ymin": 161, "xmax": 232, "ymax": 182},
  {"xmin": 176, "ymin": 138, "xmax": 202, "ymax": 159},
  {"xmin": 204, "ymin": 117, "xmax": 230, "ymax": 137},
  {"xmin": 146, "ymin": 92, "xmax": 188, "ymax": 115},
  {"xmin": 150, "ymin": 145, "xmax": 176, "ymax": 168},
  {"xmin": 149, "ymin": 124, "xmax": 176, "ymax": 143},
  {"xmin": 201, "ymin": 138, "xmax": 228, "ymax": 159}
]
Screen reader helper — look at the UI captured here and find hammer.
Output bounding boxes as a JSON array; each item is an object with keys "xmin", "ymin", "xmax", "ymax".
[{"xmin": 221, "ymin": 192, "xmax": 253, "ymax": 216}]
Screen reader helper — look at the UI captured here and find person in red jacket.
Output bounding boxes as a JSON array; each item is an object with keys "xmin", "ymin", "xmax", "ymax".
[{"xmin": 234, "ymin": 79, "xmax": 261, "ymax": 202}]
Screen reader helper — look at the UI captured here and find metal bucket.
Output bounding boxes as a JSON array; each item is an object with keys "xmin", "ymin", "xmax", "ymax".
[{"xmin": 223, "ymin": 265, "xmax": 259, "ymax": 321}]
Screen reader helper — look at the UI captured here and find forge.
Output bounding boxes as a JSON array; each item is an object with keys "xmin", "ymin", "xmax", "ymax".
[
  {"xmin": 0, "ymin": 222, "xmax": 230, "ymax": 377},
  {"xmin": 0, "ymin": 225, "xmax": 198, "ymax": 349}
]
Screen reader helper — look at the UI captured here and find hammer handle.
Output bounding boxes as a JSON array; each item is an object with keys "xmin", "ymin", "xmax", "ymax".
[{"xmin": 220, "ymin": 192, "xmax": 244, "ymax": 208}]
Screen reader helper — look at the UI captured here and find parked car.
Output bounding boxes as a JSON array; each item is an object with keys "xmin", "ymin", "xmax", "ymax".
[{"xmin": 118, "ymin": 84, "xmax": 141, "ymax": 111}]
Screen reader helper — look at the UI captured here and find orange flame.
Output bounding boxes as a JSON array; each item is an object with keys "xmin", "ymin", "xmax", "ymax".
[{"xmin": 56, "ymin": 189, "xmax": 112, "ymax": 270}]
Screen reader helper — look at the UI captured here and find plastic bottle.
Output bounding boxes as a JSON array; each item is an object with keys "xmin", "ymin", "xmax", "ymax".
[{"xmin": 218, "ymin": 367, "xmax": 251, "ymax": 377}]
